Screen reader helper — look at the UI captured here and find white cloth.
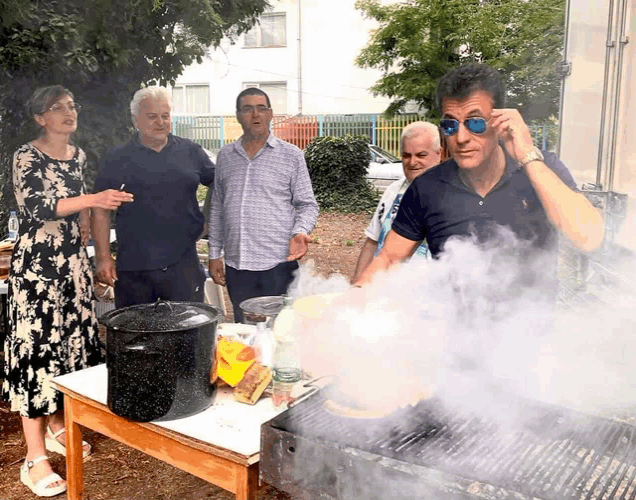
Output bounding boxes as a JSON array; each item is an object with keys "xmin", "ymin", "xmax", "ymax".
[
  {"xmin": 366, "ymin": 176, "xmax": 409, "ymax": 242},
  {"xmin": 365, "ymin": 176, "xmax": 429, "ymax": 258}
]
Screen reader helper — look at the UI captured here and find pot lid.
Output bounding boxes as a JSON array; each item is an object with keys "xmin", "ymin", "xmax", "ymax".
[
  {"xmin": 239, "ymin": 296, "xmax": 285, "ymax": 317},
  {"xmin": 100, "ymin": 300, "xmax": 220, "ymax": 332}
]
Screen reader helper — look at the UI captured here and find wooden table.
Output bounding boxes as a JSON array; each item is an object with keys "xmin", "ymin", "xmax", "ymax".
[{"xmin": 53, "ymin": 364, "xmax": 286, "ymax": 500}]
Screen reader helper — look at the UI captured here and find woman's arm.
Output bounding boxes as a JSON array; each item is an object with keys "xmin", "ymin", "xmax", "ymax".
[
  {"xmin": 13, "ymin": 147, "xmax": 133, "ymax": 219},
  {"xmin": 55, "ymin": 190, "xmax": 133, "ymax": 217}
]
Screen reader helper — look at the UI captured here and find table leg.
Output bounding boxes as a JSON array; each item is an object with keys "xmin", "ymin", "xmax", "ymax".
[
  {"xmin": 235, "ymin": 463, "xmax": 259, "ymax": 500},
  {"xmin": 64, "ymin": 395, "xmax": 85, "ymax": 500}
]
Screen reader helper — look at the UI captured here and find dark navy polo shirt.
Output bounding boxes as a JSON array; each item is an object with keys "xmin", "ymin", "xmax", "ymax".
[
  {"xmin": 392, "ymin": 149, "xmax": 578, "ymax": 257},
  {"xmin": 94, "ymin": 134, "xmax": 215, "ymax": 271}
]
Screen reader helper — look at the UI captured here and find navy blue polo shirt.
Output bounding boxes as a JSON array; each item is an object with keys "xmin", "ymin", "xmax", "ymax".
[
  {"xmin": 392, "ymin": 149, "xmax": 578, "ymax": 257},
  {"xmin": 94, "ymin": 134, "xmax": 215, "ymax": 271}
]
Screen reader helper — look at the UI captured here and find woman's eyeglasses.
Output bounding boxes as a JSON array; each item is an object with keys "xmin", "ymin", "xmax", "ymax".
[
  {"xmin": 439, "ymin": 117, "xmax": 487, "ymax": 136},
  {"xmin": 45, "ymin": 102, "xmax": 82, "ymax": 114}
]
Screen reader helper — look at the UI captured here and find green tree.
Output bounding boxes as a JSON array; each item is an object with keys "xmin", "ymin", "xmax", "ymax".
[
  {"xmin": 0, "ymin": 0, "xmax": 268, "ymax": 227},
  {"xmin": 356, "ymin": 0, "xmax": 565, "ymax": 121}
]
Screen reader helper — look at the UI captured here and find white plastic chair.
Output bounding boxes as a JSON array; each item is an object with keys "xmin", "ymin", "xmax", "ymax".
[{"xmin": 204, "ymin": 278, "xmax": 227, "ymax": 317}]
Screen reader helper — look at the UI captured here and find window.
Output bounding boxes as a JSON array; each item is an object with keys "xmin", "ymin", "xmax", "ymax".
[
  {"xmin": 172, "ymin": 84, "xmax": 210, "ymax": 114},
  {"xmin": 244, "ymin": 13, "xmax": 286, "ymax": 48},
  {"xmin": 244, "ymin": 82, "xmax": 287, "ymax": 114}
]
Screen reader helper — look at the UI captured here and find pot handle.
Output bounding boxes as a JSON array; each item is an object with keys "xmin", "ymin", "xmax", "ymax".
[
  {"xmin": 123, "ymin": 336, "xmax": 163, "ymax": 357},
  {"xmin": 122, "ymin": 344, "xmax": 162, "ymax": 357},
  {"xmin": 154, "ymin": 299, "xmax": 174, "ymax": 315}
]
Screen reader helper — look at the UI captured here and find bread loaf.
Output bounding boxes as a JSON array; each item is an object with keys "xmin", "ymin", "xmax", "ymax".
[{"xmin": 233, "ymin": 362, "xmax": 272, "ymax": 405}]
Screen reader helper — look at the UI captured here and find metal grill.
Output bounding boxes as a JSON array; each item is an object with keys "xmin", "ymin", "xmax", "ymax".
[{"xmin": 261, "ymin": 390, "xmax": 636, "ymax": 500}]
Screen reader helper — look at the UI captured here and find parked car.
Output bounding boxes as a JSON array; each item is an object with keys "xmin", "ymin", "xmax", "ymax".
[{"xmin": 366, "ymin": 145, "xmax": 404, "ymax": 193}]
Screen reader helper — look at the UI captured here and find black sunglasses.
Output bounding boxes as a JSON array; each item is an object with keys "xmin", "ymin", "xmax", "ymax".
[{"xmin": 439, "ymin": 117, "xmax": 488, "ymax": 136}]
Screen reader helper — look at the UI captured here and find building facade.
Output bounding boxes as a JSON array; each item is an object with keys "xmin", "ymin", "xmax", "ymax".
[{"xmin": 173, "ymin": 0, "xmax": 395, "ymax": 116}]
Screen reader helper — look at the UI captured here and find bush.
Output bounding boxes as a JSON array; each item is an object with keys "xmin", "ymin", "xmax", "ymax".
[{"xmin": 305, "ymin": 135, "xmax": 379, "ymax": 213}]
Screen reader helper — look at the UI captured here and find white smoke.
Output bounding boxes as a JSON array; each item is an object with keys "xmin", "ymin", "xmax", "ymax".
[{"xmin": 290, "ymin": 226, "xmax": 636, "ymax": 421}]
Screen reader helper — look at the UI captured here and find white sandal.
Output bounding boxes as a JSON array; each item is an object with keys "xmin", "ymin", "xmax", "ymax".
[
  {"xmin": 45, "ymin": 424, "xmax": 92, "ymax": 459},
  {"xmin": 20, "ymin": 455, "xmax": 67, "ymax": 497}
]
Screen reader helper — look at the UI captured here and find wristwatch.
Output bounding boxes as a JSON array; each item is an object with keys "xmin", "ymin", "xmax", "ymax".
[{"xmin": 518, "ymin": 146, "xmax": 544, "ymax": 169}]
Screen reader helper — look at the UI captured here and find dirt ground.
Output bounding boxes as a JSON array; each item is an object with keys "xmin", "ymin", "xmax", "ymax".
[{"xmin": 0, "ymin": 212, "xmax": 370, "ymax": 500}]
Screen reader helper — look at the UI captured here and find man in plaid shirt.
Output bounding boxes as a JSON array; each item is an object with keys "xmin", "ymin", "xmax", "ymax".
[{"xmin": 208, "ymin": 88, "xmax": 319, "ymax": 322}]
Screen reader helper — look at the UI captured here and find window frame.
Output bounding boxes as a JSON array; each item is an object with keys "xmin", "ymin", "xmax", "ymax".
[
  {"xmin": 172, "ymin": 83, "xmax": 211, "ymax": 114},
  {"xmin": 243, "ymin": 12, "xmax": 287, "ymax": 49},
  {"xmin": 242, "ymin": 82, "xmax": 288, "ymax": 115}
]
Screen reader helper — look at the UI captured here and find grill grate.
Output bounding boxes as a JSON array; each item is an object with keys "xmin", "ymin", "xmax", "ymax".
[{"xmin": 266, "ymin": 390, "xmax": 636, "ymax": 500}]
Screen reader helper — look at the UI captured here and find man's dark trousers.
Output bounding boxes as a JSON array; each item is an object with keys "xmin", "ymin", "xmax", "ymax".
[
  {"xmin": 114, "ymin": 246, "xmax": 206, "ymax": 308},
  {"xmin": 225, "ymin": 261, "xmax": 299, "ymax": 323}
]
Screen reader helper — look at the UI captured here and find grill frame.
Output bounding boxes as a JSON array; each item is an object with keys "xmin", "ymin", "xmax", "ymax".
[{"xmin": 260, "ymin": 389, "xmax": 636, "ymax": 500}]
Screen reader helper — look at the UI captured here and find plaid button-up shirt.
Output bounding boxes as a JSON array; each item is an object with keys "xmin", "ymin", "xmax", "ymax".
[{"xmin": 208, "ymin": 134, "xmax": 319, "ymax": 271}]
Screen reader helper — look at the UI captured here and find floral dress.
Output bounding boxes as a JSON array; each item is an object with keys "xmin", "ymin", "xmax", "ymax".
[{"xmin": 1, "ymin": 143, "xmax": 103, "ymax": 418}]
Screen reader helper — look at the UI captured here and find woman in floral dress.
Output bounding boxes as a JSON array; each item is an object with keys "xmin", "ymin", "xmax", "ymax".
[{"xmin": 2, "ymin": 85, "xmax": 133, "ymax": 497}]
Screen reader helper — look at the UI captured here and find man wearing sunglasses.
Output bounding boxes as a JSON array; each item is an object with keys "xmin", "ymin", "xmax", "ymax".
[{"xmin": 356, "ymin": 63, "xmax": 604, "ymax": 285}]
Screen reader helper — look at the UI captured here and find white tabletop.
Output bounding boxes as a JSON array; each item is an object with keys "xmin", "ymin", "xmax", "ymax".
[{"xmin": 53, "ymin": 363, "xmax": 286, "ymax": 458}]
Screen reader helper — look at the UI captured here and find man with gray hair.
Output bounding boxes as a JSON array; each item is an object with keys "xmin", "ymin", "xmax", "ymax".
[
  {"xmin": 352, "ymin": 121, "xmax": 442, "ymax": 282},
  {"xmin": 93, "ymin": 86, "xmax": 215, "ymax": 307}
]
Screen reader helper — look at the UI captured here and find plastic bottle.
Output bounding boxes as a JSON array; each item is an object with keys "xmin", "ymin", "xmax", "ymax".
[
  {"xmin": 254, "ymin": 321, "xmax": 275, "ymax": 367},
  {"xmin": 271, "ymin": 296, "xmax": 302, "ymax": 406},
  {"xmin": 7, "ymin": 211, "xmax": 18, "ymax": 242}
]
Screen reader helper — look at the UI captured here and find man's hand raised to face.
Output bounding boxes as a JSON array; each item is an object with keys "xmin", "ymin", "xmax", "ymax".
[
  {"xmin": 489, "ymin": 109, "xmax": 536, "ymax": 165},
  {"xmin": 287, "ymin": 233, "xmax": 312, "ymax": 261}
]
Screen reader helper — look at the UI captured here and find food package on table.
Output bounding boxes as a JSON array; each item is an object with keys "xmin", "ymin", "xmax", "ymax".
[
  {"xmin": 212, "ymin": 336, "xmax": 273, "ymax": 404},
  {"xmin": 216, "ymin": 323, "xmax": 257, "ymax": 344},
  {"xmin": 213, "ymin": 337, "xmax": 256, "ymax": 387}
]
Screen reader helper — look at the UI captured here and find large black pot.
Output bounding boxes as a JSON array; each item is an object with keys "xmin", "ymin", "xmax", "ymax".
[{"xmin": 100, "ymin": 300, "xmax": 221, "ymax": 422}]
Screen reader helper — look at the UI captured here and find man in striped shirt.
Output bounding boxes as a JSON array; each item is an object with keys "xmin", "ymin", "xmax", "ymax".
[{"xmin": 208, "ymin": 88, "xmax": 319, "ymax": 322}]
